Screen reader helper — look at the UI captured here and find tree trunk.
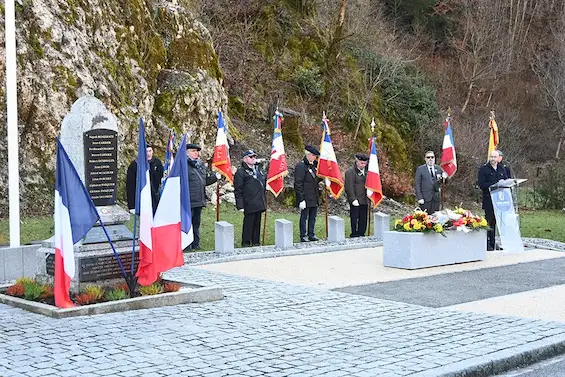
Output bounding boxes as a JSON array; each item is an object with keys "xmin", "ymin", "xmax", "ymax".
[{"xmin": 460, "ymin": 81, "xmax": 474, "ymax": 114}]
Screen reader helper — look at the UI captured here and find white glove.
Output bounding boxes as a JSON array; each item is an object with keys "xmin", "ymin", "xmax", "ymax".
[
  {"xmin": 239, "ymin": 208, "xmax": 244, "ymax": 213},
  {"xmin": 442, "ymin": 171, "xmax": 448, "ymax": 179},
  {"xmin": 215, "ymin": 172, "xmax": 222, "ymax": 179},
  {"xmin": 352, "ymin": 200, "xmax": 359, "ymax": 207},
  {"xmin": 129, "ymin": 209, "xmax": 135, "ymax": 214},
  {"xmin": 418, "ymin": 199, "xmax": 425, "ymax": 205},
  {"xmin": 299, "ymin": 201, "xmax": 306, "ymax": 210}
]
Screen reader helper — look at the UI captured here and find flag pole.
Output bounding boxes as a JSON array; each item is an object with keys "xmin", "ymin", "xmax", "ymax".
[
  {"xmin": 324, "ymin": 189, "xmax": 329, "ymax": 239},
  {"xmin": 367, "ymin": 119, "xmax": 376, "ymax": 236},
  {"xmin": 440, "ymin": 108, "xmax": 451, "ymax": 210},
  {"xmin": 262, "ymin": 194, "xmax": 269, "ymax": 245},
  {"xmin": 130, "ymin": 211, "xmax": 138, "ymax": 292},
  {"xmin": 216, "ymin": 179, "xmax": 221, "ymax": 221}
]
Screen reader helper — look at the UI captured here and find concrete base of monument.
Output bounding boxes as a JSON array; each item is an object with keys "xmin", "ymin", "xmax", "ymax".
[
  {"xmin": 0, "ymin": 281, "xmax": 223, "ymax": 318},
  {"xmin": 36, "ymin": 240, "xmax": 142, "ymax": 293}
]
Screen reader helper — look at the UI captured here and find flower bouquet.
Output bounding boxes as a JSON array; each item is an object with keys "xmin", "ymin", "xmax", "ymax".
[
  {"xmin": 394, "ymin": 209, "xmax": 445, "ymax": 235},
  {"xmin": 394, "ymin": 207, "xmax": 488, "ymax": 236}
]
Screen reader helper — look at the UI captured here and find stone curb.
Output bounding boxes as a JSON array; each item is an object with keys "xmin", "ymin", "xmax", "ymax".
[
  {"xmin": 412, "ymin": 333, "xmax": 565, "ymax": 376},
  {"xmin": 0, "ymin": 283, "xmax": 223, "ymax": 318},
  {"xmin": 185, "ymin": 239, "xmax": 383, "ymax": 266}
]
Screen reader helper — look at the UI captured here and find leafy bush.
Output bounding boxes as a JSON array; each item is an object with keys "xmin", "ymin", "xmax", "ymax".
[
  {"xmin": 83, "ymin": 285, "xmax": 104, "ymax": 302},
  {"xmin": 16, "ymin": 277, "xmax": 35, "ymax": 285},
  {"xmin": 75, "ymin": 293, "xmax": 97, "ymax": 306},
  {"xmin": 105, "ymin": 288, "xmax": 129, "ymax": 301},
  {"xmin": 535, "ymin": 161, "xmax": 565, "ymax": 209},
  {"xmin": 293, "ymin": 66, "xmax": 324, "ymax": 98},
  {"xmin": 139, "ymin": 283, "xmax": 164, "ymax": 296},
  {"xmin": 163, "ymin": 282, "xmax": 181, "ymax": 293},
  {"xmin": 6, "ymin": 283, "xmax": 25, "ymax": 297},
  {"xmin": 40, "ymin": 284, "xmax": 54, "ymax": 300},
  {"xmin": 117, "ymin": 282, "xmax": 130, "ymax": 294},
  {"xmin": 22, "ymin": 280, "xmax": 45, "ymax": 301}
]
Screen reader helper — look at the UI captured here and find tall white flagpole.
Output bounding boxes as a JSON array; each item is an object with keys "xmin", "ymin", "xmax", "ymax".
[{"xmin": 6, "ymin": 0, "xmax": 21, "ymax": 247}]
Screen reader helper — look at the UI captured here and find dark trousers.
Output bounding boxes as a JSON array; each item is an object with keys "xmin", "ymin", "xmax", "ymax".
[
  {"xmin": 242, "ymin": 211, "xmax": 263, "ymax": 247},
  {"xmin": 485, "ymin": 210, "xmax": 496, "ymax": 250},
  {"xmin": 299, "ymin": 206, "xmax": 318, "ymax": 238},
  {"xmin": 350, "ymin": 205, "xmax": 368, "ymax": 237},
  {"xmin": 190, "ymin": 206, "xmax": 203, "ymax": 249},
  {"xmin": 421, "ymin": 199, "xmax": 440, "ymax": 214},
  {"xmin": 152, "ymin": 193, "xmax": 160, "ymax": 215}
]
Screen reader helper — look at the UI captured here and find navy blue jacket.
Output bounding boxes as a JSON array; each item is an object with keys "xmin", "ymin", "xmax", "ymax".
[{"xmin": 477, "ymin": 163, "xmax": 509, "ymax": 213}]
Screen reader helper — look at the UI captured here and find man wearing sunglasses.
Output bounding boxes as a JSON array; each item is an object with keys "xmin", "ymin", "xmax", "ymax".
[{"xmin": 414, "ymin": 151, "xmax": 447, "ymax": 214}]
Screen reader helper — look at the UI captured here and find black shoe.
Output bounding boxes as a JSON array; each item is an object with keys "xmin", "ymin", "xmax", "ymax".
[
  {"xmin": 192, "ymin": 245, "xmax": 201, "ymax": 251},
  {"xmin": 242, "ymin": 242, "xmax": 252, "ymax": 247},
  {"xmin": 300, "ymin": 236, "xmax": 309, "ymax": 242},
  {"xmin": 308, "ymin": 236, "xmax": 320, "ymax": 241},
  {"xmin": 496, "ymin": 246, "xmax": 504, "ymax": 251},
  {"xmin": 252, "ymin": 243, "xmax": 261, "ymax": 247}
]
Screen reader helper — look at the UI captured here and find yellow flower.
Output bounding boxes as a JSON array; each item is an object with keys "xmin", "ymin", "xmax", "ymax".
[
  {"xmin": 403, "ymin": 223, "xmax": 411, "ymax": 231},
  {"xmin": 480, "ymin": 219, "xmax": 487, "ymax": 227},
  {"xmin": 413, "ymin": 222, "xmax": 422, "ymax": 230},
  {"xmin": 395, "ymin": 219, "xmax": 402, "ymax": 226},
  {"xmin": 434, "ymin": 224, "xmax": 443, "ymax": 232},
  {"xmin": 472, "ymin": 222, "xmax": 479, "ymax": 228}
]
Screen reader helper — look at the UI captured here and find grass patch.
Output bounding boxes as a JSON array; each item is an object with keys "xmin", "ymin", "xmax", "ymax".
[
  {"xmin": 1, "ymin": 207, "xmax": 563, "ymax": 248},
  {"xmin": 519, "ymin": 209, "xmax": 565, "ymax": 243}
]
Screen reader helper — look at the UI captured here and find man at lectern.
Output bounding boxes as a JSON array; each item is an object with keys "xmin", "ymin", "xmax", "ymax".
[{"xmin": 478, "ymin": 150, "xmax": 509, "ymax": 251}]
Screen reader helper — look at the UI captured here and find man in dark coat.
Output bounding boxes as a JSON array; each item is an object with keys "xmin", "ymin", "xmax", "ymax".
[
  {"xmin": 126, "ymin": 142, "xmax": 164, "ymax": 215},
  {"xmin": 478, "ymin": 150, "xmax": 509, "ymax": 251},
  {"xmin": 496, "ymin": 150, "xmax": 513, "ymax": 178},
  {"xmin": 345, "ymin": 153, "xmax": 369, "ymax": 237},
  {"xmin": 294, "ymin": 145, "xmax": 321, "ymax": 242},
  {"xmin": 414, "ymin": 151, "xmax": 446, "ymax": 214},
  {"xmin": 234, "ymin": 150, "xmax": 266, "ymax": 247},
  {"xmin": 186, "ymin": 143, "xmax": 218, "ymax": 250}
]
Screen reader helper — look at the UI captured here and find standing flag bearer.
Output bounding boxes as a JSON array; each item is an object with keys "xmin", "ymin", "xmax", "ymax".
[
  {"xmin": 317, "ymin": 112, "xmax": 344, "ymax": 199},
  {"xmin": 266, "ymin": 110, "xmax": 288, "ymax": 197},
  {"xmin": 212, "ymin": 110, "xmax": 234, "ymax": 184},
  {"xmin": 487, "ymin": 110, "xmax": 499, "ymax": 162},
  {"xmin": 366, "ymin": 119, "xmax": 383, "ymax": 208},
  {"xmin": 440, "ymin": 110, "xmax": 457, "ymax": 177},
  {"xmin": 54, "ymin": 138, "xmax": 100, "ymax": 308},
  {"xmin": 150, "ymin": 136, "xmax": 191, "ymax": 281},
  {"xmin": 135, "ymin": 119, "xmax": 157, "ymax": 286}
]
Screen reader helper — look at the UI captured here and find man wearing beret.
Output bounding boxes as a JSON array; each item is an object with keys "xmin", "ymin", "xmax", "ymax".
[
  {"xmin": 234, "ymin": 150, "xmax": 266, "ymax": 247},
  {"xmin": 345, "ymin": 153, "xmax": 369, "ymax": 237},
  {"xmin": 294, "ymin": 145, "xmax": 321, "ymax": 242},
  {"xmin": 186, "ymin": 143, "xmax": 217, "ymax": 250}
]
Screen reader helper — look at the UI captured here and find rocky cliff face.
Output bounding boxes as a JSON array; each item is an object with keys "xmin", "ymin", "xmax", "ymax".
[{"xmin": 0, "ymin": 0, "xmax": 227, "ymax": 215}]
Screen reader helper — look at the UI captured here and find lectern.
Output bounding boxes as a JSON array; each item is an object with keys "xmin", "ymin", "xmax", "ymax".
[{"xmin": 489, "ymin": 178, "xmax": 527, "ymax": 252}]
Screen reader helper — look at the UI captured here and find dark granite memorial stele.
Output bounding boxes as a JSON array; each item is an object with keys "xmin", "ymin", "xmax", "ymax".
[
  {"xmin": 46, "ymin": 252, "xmax": 140, "ymax": 282},
  {"xmin": 84, "ymin": 128, "xmax": 118, "ymax": 206}
]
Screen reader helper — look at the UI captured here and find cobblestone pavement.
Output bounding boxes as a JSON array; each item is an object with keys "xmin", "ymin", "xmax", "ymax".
[{"xmin": 2, "ymin": 267, "xmax": 565, "ymax": 377}]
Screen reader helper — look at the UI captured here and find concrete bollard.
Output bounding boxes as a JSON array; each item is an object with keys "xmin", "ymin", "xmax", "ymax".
[
  {"xmin": 275, "ymin": 219, "xmax": 293, "ymax": 249},
  {"xmin": 215, "ymin": 221, "xmax": 234, "ymax": 253},
  {"xmin": 328, "ymin": 216, "xmax": 345, "ymax": 243},
  {"xmin": 373, "ymin": 212, "xmax": 390, "ymax": 240}
]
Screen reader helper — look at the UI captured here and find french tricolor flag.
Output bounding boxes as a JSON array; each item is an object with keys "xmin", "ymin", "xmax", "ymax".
[
  {"xmin": 135, "ymin": 118, "xmax": 157, "ymax": 286},
  {"xmin": 266, "ymin": 110, "xmax": 288, "ymax": 197},
  {"xmin": 317, "ymin": 114, "xmax": 344, "ymax": 199},
  {"xmin": 366, "ymin": 136, "xmax": 383, "ymax": 208},
  {"xmin": 211, "ymin": 110, "xmax": 233, "ymax": 184},
  {"xmin": 151, "ymin": 135, "xmax": 192, "ymax": 276},
  {"xmin": 440, "ymin": 115, "xmax": 457, "ymax": 178},
  {"xmin": 54, "ymin": 138, "xmax": 99, "ymax": 308}
]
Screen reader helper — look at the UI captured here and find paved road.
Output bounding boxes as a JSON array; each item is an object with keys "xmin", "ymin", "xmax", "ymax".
[
  {"xmin": 3, "ymin": 267, "xmax": 565, "ymax": 376},
  {"xmin": 334, "ymin": 258, "xmax": 565, "ymax": 307},
  {"xmin": 496, "ymin": 356, "xmax": 565, "ymax": 376}
]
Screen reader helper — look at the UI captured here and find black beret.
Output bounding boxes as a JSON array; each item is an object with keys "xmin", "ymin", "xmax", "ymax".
[
  {"xmin": 186, "ymin": 143, "xmax": 202, "ymax": 151},
  {"xmin": 355, "ymin": 153, "xmax": 369, "ymax": 161},
  {"xmin": 305, "ymin": 145, "xmax": 320, "ymax": 156},
  {"xmin": 242, "ymin": 149, "xmax": 257, "ymax": 158}
]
